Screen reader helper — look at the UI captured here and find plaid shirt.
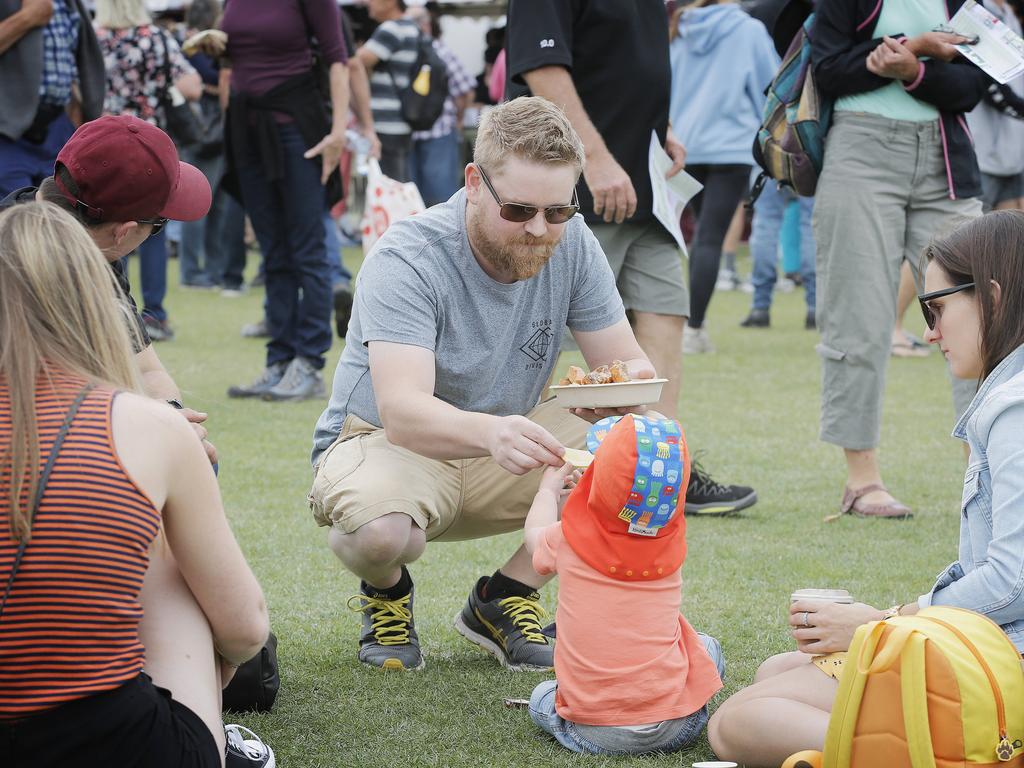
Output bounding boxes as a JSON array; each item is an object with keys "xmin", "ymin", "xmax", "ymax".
[
  {"xmin": 39, "ymin": 0, "xmax": 80, "ymax": 107},
  {"xmin": 412, "ymin": 39, "xmax": 475, "ymax": 141}
]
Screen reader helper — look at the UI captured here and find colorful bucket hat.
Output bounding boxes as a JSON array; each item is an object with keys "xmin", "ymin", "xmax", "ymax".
[{"xmin": 561, "ymin": 415, "xmax": 690, "ymax": 581}]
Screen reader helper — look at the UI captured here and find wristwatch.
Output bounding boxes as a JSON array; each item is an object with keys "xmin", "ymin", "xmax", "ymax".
[
  {"xmin": 882, "ymin": 604, "xmax": 903, "ymax": 620},
  {"xmin": 166, "ymin": 398, "xmax": 184, "ymax": 410}
]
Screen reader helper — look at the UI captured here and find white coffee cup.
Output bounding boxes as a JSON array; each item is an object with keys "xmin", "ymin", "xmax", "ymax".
[{"xmin": 790, "ymin": 588, "xmax": 854, "ymax": 604}]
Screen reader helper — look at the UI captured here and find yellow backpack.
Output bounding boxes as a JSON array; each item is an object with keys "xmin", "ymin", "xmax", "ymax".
[{"xmin": 784, "ymin": 606, "xmax": 1024, "ymax": 768}]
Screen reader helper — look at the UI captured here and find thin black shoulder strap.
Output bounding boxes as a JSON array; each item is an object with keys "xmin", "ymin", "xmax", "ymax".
[{"xmin": 0, "ymin": 384, "xmax": 96, "ymax": 622}]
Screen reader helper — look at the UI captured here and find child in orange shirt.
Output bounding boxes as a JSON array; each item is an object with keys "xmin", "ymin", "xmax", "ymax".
[{"xmin": 525, "ymin": 414, "xmax": 723, "ymax": 755}]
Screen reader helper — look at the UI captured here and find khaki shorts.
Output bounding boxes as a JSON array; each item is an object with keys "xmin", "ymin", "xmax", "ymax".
[
  {"xmin": 308, "ymin": 398, "xmax": 588, "ymax": 542},
  {"xmin": 591, "ymin": 220, "xmax": 690, "ymax": 318}
]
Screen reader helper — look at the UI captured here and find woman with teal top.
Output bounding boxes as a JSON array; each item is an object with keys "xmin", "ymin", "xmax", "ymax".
[{"xmin": 808, "ymin": 0, "xmax": 987, "ymax": 520}]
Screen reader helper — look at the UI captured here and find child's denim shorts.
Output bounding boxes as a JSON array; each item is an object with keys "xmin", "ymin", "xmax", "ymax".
[{"xmin": 529, "ymin": 633, "xmax": 725, "ymax": 755}]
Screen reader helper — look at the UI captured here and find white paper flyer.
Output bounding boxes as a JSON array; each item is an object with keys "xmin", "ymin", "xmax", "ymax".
[
  {"xmin": 949, "ymin": 0, "xmax": 1024, "ymax": 84},
  {"xmin": 648, "ymin": 131, "xmax": 703, "ymax": 256}
]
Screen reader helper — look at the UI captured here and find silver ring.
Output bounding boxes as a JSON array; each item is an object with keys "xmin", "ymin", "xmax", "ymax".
[{"xmin": 802, "ymin": 611, "xmax": 810, "ymax": 628}]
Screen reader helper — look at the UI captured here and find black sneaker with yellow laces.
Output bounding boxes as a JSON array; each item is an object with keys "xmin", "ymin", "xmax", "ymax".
[
  {"xmin": 684, "ymin": 457, "xmax": 757, "ymax": 516},
  {"xmin": 454, "ymin": 576, "xmax": 552, "ymax": 672},
  {"xmin": 347, "ymin": 581, "xmax": 424, "ymax": 671}
]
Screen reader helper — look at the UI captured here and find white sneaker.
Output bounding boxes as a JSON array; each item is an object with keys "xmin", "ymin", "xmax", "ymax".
[
  {"xmin": 777, "ymin": 277, "xmax": 796, "ymax": 293},
  {"xmin": 225, "ymin": 724, "xmax": 276, "ymax": 768},
  {"xmin": 683, "ymin": 325, "xmax": 715, "ymax": 354},
  {"xmin": 715, "ymin": 269, "xmax": 739, "ymax": 292}
]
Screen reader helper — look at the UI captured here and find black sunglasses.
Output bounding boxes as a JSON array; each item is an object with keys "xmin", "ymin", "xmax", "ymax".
[
  {"xmin": 476, "ymin": 166, "xmax": 579, "ymax": 224},
  {"xmin": 70, "ymin": 196, "xmax": 167, "ymax": 235},
  {"xmin": 918, "ymin": 282, "xmax": 975, "ymax": 330},
  {"xmin": 137, "ymin": 216, "xmax": 169, "ymax": 236}
]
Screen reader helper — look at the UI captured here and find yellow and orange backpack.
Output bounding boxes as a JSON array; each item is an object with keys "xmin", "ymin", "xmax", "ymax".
[{"xmin": 784, "ymin": 606, "xmax": 1024, "ymax": 768}]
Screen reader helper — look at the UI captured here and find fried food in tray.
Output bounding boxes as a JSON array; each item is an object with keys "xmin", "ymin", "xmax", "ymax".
[{"xmin": 559, "ymin": 361, "xmax": 631, "ymax": 386}]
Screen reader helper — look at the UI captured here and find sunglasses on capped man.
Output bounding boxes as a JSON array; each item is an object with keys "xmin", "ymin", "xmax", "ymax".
[
  {"xmin": 477, "ymin": 166, "xmax": 579, "ymax": 224},
  {"xmin": 72, "ymin": 197, "xmax": 168, "ymax": 236}
]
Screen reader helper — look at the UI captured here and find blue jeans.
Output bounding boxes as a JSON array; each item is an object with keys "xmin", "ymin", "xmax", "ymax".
[
  {"xmin": 749, "ymin": 181, "xmax": 816, "ymax": 312},
  {"xmin": 529, "ymin": 633, "xmax": 724, "ymax": 755},
  {"xmin": 236, "ymin": 122, "xmax": 332, "ymax": 369},
  {"xmin": 178, "ymin": 150, "xmax": 224, "ymax": 284},
  {"xmin": 138, "ymin": 229, "xmax": 169, "ymax": 322},
  {"xmin": 323, "ymin": 211, "xmax": 351, "ymax": 287},
  {"xmin": 409, "ymin": 131, "xmax": 461, "ymax": 207},
  {"xmin": 206, "ymin": 184, "xmax": 247, "ymax": 289},
  {"xmin": 0, "ymin": 112, "xmax": 75, "ymax": 196}
]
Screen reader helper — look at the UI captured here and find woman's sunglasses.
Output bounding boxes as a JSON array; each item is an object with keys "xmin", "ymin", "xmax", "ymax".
[
  {"xmin": 918, "ymin": 282, "xmax": 975, "ymax": 330},
  {"xmin": 476, "ymin": 166, "xmax": 579, "ymax": 224}
]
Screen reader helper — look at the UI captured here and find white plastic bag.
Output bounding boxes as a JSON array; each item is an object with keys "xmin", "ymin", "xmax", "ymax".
[{"xmin": 359, "ymin": 158, "xmax": 425, "ymax": 256}]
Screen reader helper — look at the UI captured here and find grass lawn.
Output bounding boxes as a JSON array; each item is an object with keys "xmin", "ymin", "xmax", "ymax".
[{"xmin": 148, "ymin": 246, "xmax": 966, "ymax": 767}]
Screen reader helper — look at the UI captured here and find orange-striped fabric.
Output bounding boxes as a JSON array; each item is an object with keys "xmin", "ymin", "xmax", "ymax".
[{"xmin": 0, "ymin": 372, "xmax": 159, "ymax": 718}]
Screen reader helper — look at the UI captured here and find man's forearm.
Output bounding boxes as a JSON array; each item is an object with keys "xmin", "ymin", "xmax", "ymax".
[
  {"xmin": 379, "ymin": 393, "xmax": 497, "ymax": 460},
  {"xmin": 136, "ymin": 346, "xmax": 182, "ymax": 401},
  {"xmin": 522, "ymin": 66, "xmax": 610, "ymax": 160},
  {"xmin": 0, "ymin": 9, "xmax": 37, "ymax": 55},
  {"xmin": 141, "ymin": 369, "xmax": 182, "ymax": 401},
  {"xmin": 348, "ymin": 59, "xmax": 375, "ymax": 134},
  {"xmin": 218, "ymin": 67, "xmax": 231, "ymax": 112}
]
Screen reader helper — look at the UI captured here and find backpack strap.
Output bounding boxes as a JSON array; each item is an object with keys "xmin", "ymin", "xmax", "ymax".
[
  {"xmin": 386, "ymin": 26, "xmax": 427, "ymax": 95},
  {"xmin": 824, "ymin": 620, "xmax": 886, "ymax": 768},
  {"xmin": 900, "ymin": 631, "xmax": 938, "ymax": 768},
  {"xmin": 0, "ymin": 384, "xmax": 95, "ymax": 622}
]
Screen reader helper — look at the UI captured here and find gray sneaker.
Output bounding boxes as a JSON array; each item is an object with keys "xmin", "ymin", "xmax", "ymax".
[
  {"xmin": 241, "ymin": 318, "xmax": 269, "ymax": 338},
  {"xmin": 453, "ymin": 576, "xmax": 552, "ymax": 671},
  {"xmin": 262, "ymin": 357, "xmax": 324, "ymax": 402},
  {"xmin": 227, "ymin": 362, "xmax": 287, "ymax": 399},
  {"xmin": 347, "ymin": 583, "xmax": 424, "ymax": 671}
]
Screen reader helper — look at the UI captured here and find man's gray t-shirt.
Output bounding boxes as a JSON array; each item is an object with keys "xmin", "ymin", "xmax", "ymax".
[{"xmin": 311, "ymin": 189, "xmax": 625, "ymax": 465}]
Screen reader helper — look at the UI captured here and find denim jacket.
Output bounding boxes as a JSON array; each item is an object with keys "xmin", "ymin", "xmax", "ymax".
[{"xmin": 919, "ymin": 344, "xmax": 1024, "ymax": 651}]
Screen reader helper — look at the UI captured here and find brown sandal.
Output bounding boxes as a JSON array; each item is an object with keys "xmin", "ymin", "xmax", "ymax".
[{"xmin": 839, "ymin": 484, "xmax": 913, "ymax": 519}]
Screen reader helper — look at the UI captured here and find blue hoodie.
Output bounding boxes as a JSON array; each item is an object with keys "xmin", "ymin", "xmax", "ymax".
[{"xmin": 669, "ymin": 3, "xmax": 780, "ymax": 165}]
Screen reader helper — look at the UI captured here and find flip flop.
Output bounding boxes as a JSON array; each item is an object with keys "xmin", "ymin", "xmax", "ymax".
[
  {"xmin": 835, "ymin": 484, "xmax": 913, "ymax": 520},
  {"xmin": 904, "ymin": 332, "xmax": 930, "ymax": 350},
  {"xmin": 891, "ymin": 341, "xmax": 929, "ymax": 358}
]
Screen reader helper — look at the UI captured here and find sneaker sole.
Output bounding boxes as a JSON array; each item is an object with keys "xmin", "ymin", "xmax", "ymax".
[
  {"xmin": 261, "ymin": 389, "xmax": 325, "ymax": 402},
  {"xmin": 452, "ymin": 613, "xmax": 552, "ymax": 673},
  {"xmin": 360, "ymin": 654, "xmax": 426, "ymax": 672},
  {"xmin": 685, "ymin": 490, "xmax": 758, "ymax": 517}
]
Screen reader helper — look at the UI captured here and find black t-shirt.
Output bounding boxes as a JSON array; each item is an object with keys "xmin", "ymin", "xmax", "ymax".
[
  {"xmin": 0, "ymin": 186, "xmax": 151, "ymax": 352},
  {"xmin": 506, "ymin": 0, "xmax": 671, "ymax": 224}
]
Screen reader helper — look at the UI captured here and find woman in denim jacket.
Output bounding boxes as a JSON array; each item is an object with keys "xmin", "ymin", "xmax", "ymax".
[{"xmin": 706, "ymin": 210, "xmax": 1024, "ymax": 768}]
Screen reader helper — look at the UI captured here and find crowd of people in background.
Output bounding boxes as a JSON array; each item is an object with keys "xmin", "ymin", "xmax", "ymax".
[{"xmin": 6, "ymin": 0, "xmax": 1024, "ymax": 765}]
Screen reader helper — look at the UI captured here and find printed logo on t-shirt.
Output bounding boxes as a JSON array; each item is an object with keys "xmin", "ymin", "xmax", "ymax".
[
  {"xmin": 539, "ymin": 38, "xmax": 555, "ymax": 48},
  {"xmin": 519, "ymin": 320, "xmax": 553, "ymax": 368}
]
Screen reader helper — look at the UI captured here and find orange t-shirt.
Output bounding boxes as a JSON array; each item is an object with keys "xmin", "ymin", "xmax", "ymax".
[{"xmin": 533, "ymin": 522, "xmax": 722, "ymax": 726}]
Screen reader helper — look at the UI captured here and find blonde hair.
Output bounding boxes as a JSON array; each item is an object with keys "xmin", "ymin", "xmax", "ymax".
[
  {"xmin": 94, "ymin": 0, "xmax": 151, "ymax": 29},
  {"xmin": 0, "ymin": 203, "xmax": 142, "ymax": 541},
  {"xmin": 473, "ymin": 97, "xmax": 585, "ymax": 176}
]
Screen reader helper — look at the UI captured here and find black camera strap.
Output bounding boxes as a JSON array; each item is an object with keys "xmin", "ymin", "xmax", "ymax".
[{"xmin": 0, "ymin": 384, "xmax": 94, "ymax": 622}]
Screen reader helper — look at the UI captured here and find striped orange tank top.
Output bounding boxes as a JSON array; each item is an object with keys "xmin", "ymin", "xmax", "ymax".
[{"xmin": 0, "ymin": 373, "xmax": 160, "ymax": 717}]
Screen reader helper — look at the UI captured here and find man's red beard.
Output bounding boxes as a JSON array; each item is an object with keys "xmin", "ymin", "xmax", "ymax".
[{"xmin": 468, "ymin": 210, "xmax": 562, "ymax": 281}]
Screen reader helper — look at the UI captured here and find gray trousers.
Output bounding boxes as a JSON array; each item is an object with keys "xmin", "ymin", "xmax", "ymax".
[{"xmin": 813, "ymin": 112, "xmax": 982, "ymax": 450}]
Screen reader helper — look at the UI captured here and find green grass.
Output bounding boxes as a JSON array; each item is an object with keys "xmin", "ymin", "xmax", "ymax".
[{"xmin": 147, "ymin": 247, "xmax": 965, "ymax": 767}]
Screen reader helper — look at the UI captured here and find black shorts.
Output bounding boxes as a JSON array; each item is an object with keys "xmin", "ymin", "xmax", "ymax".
[{"xmin": 0, "ymin": 672, "xmax": 221, "ymax": 768}]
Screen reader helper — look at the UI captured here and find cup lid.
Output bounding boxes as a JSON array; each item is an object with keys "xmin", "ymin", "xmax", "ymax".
[{"xmin": 790, "ymin": 588, "xmax": 853, "ymax": 603}]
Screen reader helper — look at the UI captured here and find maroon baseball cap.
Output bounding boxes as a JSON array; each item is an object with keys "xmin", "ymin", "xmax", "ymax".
[{"xmin": 54, "ymin": 115, "xmax": 211, "ymax": 223}]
